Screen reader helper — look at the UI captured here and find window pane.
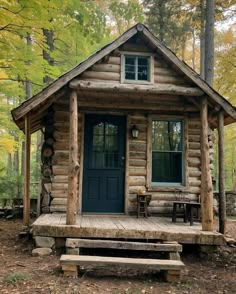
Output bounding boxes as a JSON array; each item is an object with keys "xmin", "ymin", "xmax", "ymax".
[
  {"xmin": 125, "ymin": 57, "xmax": 135, "ymax": 80},
  {"xmin": 92, "ymin": 122, "xmax": 119, "ymax": 168},
  {"xmin": 152, "ymin": 152, "xmax": 182, "ymax": 183},
  {"xmin": 152, "ymin": 120, "xmax": 182, "ymax": 151},
  {"xmin": 138, "ymin": 57, "xmax": 148, "ymax": 81}
]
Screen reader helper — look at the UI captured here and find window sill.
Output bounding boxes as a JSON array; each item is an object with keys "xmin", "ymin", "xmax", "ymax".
[
  {"xmin": 122, "ymin": 80, "xmax": 154, "ymax": 85},
  {"xmin": 147, "ymin": 186, "xmax": 190, "ymax": 193}
]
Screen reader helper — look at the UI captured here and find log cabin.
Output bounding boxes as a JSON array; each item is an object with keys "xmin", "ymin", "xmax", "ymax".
[{"xmin": 11, "ymin": 23, "xmax": 236, "ymax": 247}]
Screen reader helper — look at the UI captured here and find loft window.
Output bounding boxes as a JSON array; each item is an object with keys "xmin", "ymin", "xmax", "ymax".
[
  {"xmin": 152, "ymin": 120, "xmax": 183, "ymax": 185},
  {"xmin": 124, "ymin": 55, "xmax": 150, "ymax": 81}
]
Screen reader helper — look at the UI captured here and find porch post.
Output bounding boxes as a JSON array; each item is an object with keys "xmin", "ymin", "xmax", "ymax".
[
  {"xmin": 23, "ymin": 114, "xmax": 31, "ymax": 226},
  {"xmin": 218, "ymin": 110, "xmax": 226, "ymax": 234},
  {"xmin": 200, "ymin": 97, "xmax": 214, "ymax": 231},
  {"xmin": 66, "ymin": 90, "xmax": 79, "ymax": 225}
]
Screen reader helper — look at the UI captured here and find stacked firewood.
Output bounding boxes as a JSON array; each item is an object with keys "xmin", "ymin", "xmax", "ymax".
[{"xmin": 41, "ymin": 106, "xmax": 55, "ymax": 212}]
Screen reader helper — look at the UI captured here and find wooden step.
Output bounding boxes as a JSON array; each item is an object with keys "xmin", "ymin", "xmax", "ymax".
[
  {"xmin": 60, "ymin": 254, "xmax": 185, "ymax": 281},
  {"xmin": 66, "ymin": 238, "xmax": 182, "ymax": 252}
]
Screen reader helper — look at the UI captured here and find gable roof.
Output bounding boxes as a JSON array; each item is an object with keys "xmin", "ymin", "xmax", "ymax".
[{"xmin": 11, "ymin": 23, "xmax": 236, "ymax": 131}]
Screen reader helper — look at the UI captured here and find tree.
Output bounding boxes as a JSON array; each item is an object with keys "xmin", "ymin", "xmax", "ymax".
[
  {"xmin": 204, "ymin": 0, "xmax": 215, "ymax": 86},
  {"xmin": 143, "ymin": 0, "xmax": 193, "ymax": 55}
]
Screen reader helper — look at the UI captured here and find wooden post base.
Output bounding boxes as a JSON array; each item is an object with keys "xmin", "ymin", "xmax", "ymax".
[
  {"xmin": 164, "ymin": 270, "xmax": 181, "ymax": 282},
  {"xmin": 62, "ymin": 264, "xmax": 79, "ymax": 278}
]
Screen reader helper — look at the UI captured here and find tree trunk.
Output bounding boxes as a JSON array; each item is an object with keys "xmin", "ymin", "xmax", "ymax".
[
  {"xmin": 200, "ymin": 0, "xmax": 205, "ymax": 79},
  {"xmin": 25, "ymin": 32, "xmax": 33, "ymax": 99},
  {"xmin": 192, "ymin": 29, "xmax": 196, "ymax": 70},
  {"xmin": 204, "ymin": 0, "xmax": 215, "ymax": 86},
  {"xmin": 42, "ymin": 28, "xmax": 54, "ymax": 85},
  {"xmin": 159, "ymin": 0, "xmax": 165, "ymax": 42},
  {"xmin": 7, "ymin": 153, "xmax": 12, "ymax": 176}
]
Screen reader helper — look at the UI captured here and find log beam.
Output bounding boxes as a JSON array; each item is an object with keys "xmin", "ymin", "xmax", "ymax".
[
  {"xmin": 66, "ymin": 90, "xmax": 79, "ymax": 225},
  {"xmin": 69, "ymin": 80, "xmax": 204, "ymax": 96},
  {"xmin": 218, "ymin": 110, "xmax": 226, "ymax": 234},
  {"xmin": 23, "ymin": 115, "xmax": 31, "ymax": 226},
  {"xmin": 200, "ymin": 97, "xmax": 214, "ymax": 231}
]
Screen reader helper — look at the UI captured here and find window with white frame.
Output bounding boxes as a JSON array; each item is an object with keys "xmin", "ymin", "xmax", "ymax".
[
  {"xmin": 124, "ymin": 55, "xmax": 150, "ymax": 82},
  {"xmin": 151, "ymin": 119, "xmax": 184, "ymax": 185}
]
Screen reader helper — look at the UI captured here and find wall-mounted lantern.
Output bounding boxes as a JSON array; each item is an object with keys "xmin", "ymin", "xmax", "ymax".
[{"xmin": 131, "ymin": 125, "xmax": 139, "ymax": 138}]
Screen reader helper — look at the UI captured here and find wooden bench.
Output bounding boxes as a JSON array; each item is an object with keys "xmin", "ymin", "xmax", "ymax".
[
  {"xmin": 66, "ymin": 238, "xmax": 182, "ymax": 260},
  {"xmin": 60, "ymin": 254, "xmax": 185, "ymax": 282},
  {"xmin": 172, "ymin": 201, "xmax": 201, "ymax": 226}
]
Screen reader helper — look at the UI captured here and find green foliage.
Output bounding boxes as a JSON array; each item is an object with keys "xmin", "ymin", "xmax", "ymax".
[
  {"xmin": 4, "ymin": 272, "xmax": 31, "ymax": 284},
  {"xmin": 0, "ymin": 176, "xmax": 23, "ymax": 200}
]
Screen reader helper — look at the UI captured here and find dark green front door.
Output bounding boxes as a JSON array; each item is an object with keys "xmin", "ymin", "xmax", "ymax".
[{"xmin": 82, "ymin": 114, "xmax": 126, "ymax": 213}]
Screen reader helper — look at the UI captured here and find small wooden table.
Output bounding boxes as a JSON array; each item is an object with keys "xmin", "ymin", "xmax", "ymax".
[{"xmin": 172, "ymin": 201, "xmax": 201, "ymax": 226}]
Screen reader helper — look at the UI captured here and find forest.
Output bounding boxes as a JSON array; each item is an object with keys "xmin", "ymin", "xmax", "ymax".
[{"xmin": 0, "ymin": 0, "xmax": 235, "ymax": 203}]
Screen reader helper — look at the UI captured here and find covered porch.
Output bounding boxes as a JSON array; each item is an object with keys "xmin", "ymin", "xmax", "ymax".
[{"xmin": 33, "ymin": 214, "xmax": 225, "ymax": 245}]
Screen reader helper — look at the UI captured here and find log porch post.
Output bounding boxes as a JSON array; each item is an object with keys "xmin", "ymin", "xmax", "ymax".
[
  {"xmin": 200, "ymin": 97, "xmax": 214, "ymax": 231},
  {"xmin": 66, "ymin": 90, "xmax": 79, "ymax": 225},
  {"xmin": 218, "ymin": 111, "xmax": 226, "ymax": 234},
  {"xmin": 23, "ymin": 115, "xmax": 31, "ymax": 226}
]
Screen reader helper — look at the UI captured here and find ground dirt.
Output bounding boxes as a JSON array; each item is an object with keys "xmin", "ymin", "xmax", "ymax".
[{"xmin": 0, "ymin": 219, "xmax": 235, "ymax": 294}]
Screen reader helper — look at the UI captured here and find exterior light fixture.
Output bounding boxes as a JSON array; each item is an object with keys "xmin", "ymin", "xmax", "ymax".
[{"xmin": 131, "ymin": 125, "xmax": 139, "ymax": 138}]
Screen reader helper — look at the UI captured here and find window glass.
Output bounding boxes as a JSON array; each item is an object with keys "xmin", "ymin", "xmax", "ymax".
[
  {"xmin": 125, "ymin": 57, "xmax": 136, "ymax": 80},
  {"xmin": 124, "ymin": 56, "xmax": 150, "ymax": 81},
  {"xmin": 138, "ymin": 57, "xmax": 148, "ymax": 80},
  {"xmin": 92, "ymin": 122, "xmax": 119, "ymax": 168},
  {"xmin": 152, "ymin": 120, "xmax": 183, "ymax": 184}
]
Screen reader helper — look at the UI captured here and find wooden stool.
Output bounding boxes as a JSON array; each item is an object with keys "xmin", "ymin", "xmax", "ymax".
[{"xmin": 137, "ymin": 194, "xmax": 151, "ymax": 218}]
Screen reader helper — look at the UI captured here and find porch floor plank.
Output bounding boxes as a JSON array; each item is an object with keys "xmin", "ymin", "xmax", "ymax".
[{"xmin": 32, "ymin": 214, "xmax": 225, "ymax": 245}]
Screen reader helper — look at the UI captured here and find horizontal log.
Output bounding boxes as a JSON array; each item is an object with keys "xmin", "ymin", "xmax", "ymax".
[
  {"xmin": 154, "ymin": 67, "xmax": 178, "ymax": 76},
  {"xmin": 129, "ymin": 186, "xmax": 146, "ymax": 193},
  {"xmin": 77, "ymin": 99, "xmax": 197, "ymax": 112},
  {"xmin": 188, "ymin": 150, "xmax": 201, "ymax": 157},
  {"xmin": 91, "ymin": 63, "xmax": 120, "ymax": 73},
  {"xmin": 80, "ymin": 71, "xmax": 120, "ymax": 81},
  {"xmin": 53, "ymin": 175, "xmax": 68, "ymax": 183},
  {"xmin": 129, "ymin": 142, "xmax": 146, "ymax": 152},
  {"xmin": 107, "ymin": 56, "xmax": 120, "ymax": 65},
  {"xmin": 188, "ymin": 128, "xmax": 201, "ymax": 135},
  {"xmin": 129, "ymin": 159, "xmax": 146, "ymax": 167},
  {"xmin": 129, "ymin": 176, "xmax": 146, "ymax": 186},
  {"xmin": 188, "ymin": 159, "xmax": 201, "ymax": 168},
  {"xmin": 129, "ymin": 193, "xmax": 197, "ymax": 202},
  {"xmin": 189, "ymin": 142, "xmax": 200, "ymax": 150},
  {"xmin": 154, "ymin": 75, "xmax": 186, "ymax": 85},
  {"xmin": 50, "ymin": 205, "xmax": 66, "ymax": 212},
  {"xmin": 129, "ymin": 168, "xmax": 146, "ymax": 176},
  {"xmin": 189, "ymin": 135, "xmax": 200, "ymax": 143},
  {"xmin": 51, "ymin": 198, "xmax": 67, "ymax": 205},
  {"xmin": 70, "ymin": 80, "xmax": 204, "ymax": 96},
  {"xmin": 53, "ymin": 165, "xmax": 69, "ymax": 175},
  {"xmin": 51, "ymin": 190, "xmax": 68, "ymax": 198},
  {"xmin": 52, "ymin": 183, "xmax": 68, "ymax": 190},
  {"xmin": 130, "ymin": 151, "xmax": 146, "ymax": 160},
  {"xmin": 189, "ymin": 170, "xmax": 201, "ymax": 177}
]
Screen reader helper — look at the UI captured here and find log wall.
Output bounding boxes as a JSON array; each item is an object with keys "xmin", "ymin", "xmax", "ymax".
[{"xmin": 41, "ymin": 46, "xmax": 214, "ymax": 215}]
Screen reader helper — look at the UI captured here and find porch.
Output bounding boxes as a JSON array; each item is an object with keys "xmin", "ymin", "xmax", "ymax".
[{"xmin": 33, "ymin": 214, "xmax": 225, "ymax": 245}]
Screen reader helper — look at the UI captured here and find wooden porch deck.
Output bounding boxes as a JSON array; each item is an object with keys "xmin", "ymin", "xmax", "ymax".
[{"xmin": 33, "ymin": 214, "xmax": 225, "ymax": 245}]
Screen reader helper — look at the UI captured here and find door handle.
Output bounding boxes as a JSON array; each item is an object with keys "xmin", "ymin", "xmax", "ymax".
[{"xmin": 120, "ymin": 156, "xmax": 125, "ymax": 167}]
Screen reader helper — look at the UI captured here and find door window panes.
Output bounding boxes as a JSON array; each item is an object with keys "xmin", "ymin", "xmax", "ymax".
[{"xmin": 92, "ymin": 122, "xmax": 119, "ymax": 168}]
